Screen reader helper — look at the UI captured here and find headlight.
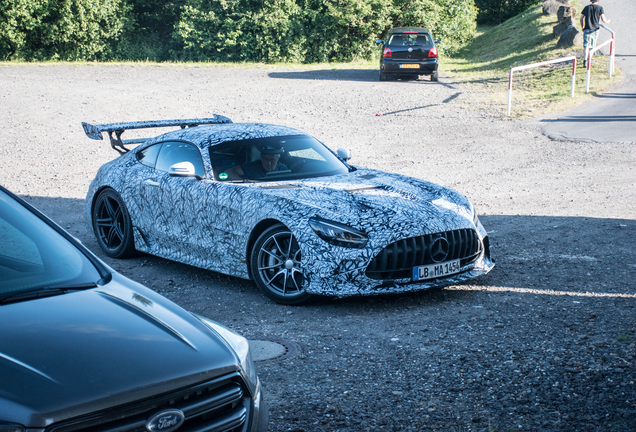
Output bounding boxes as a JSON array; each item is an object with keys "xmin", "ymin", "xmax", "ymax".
[
  {"xmin": 309, "ymin": 217, "xmax": 368, "ymax": 248},
  {"xmin": 192, "ymin": 314, "xmax": 258, "ymax": 391},
  {"xmin": 471, "ymin": 204, "xmax": 480, "ymax": 226}
]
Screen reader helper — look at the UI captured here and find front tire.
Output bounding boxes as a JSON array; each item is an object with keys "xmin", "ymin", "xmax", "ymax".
[
  {"xmin": 250, "ymin": 224, "xmax": 312, "ymax": 305},
  {"xmin": 92, "ymin": 188, "xmax": 136, "ymax": 258}
]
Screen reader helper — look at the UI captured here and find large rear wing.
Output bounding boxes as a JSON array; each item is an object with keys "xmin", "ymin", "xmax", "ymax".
[{"xmin": 81, "ymin": 115, "xmax": 233, "ymax": 154}]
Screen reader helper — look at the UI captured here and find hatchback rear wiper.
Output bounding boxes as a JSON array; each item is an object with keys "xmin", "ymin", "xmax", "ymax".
[{"xmin": 0, "ymin": 283, "xmax": 98, "ymax": 305}]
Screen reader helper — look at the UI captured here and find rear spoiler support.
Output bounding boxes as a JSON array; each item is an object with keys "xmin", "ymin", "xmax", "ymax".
[{"xmin": 81, "ymin": 115, "xmax": 233, "ymax": 154}]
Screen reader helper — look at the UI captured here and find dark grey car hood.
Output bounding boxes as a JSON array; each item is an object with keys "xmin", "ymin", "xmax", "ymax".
[{"xmin": 0, "ymin": 274, "xmax": 238, "ymax": 427}]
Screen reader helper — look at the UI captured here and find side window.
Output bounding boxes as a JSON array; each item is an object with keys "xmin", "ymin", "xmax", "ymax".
[
  {"xmin": 155, "ymin": 142, "xmax": 205, "ymax": 177},
  {"xmin": 136, "ymin": 143, "xmax": 162, "ymax": 168}
]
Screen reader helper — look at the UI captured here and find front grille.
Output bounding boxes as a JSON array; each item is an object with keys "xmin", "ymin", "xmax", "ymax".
[
  {"xmin": 48, "ymin": 373, "xmax": 250, "ymax": 432},
  {"xmin": 365, "ymin": 229, "xmax": 481, "ymax": 281}
]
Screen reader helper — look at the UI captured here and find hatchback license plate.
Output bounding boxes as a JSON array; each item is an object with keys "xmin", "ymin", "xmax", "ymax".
[
  {"xmin": 413, "ymin": 259, "xmax": 461, "ymax": 281},
  {"xmin": 400, "ymin": 64, "xmax": 420, "ymax": 69}
]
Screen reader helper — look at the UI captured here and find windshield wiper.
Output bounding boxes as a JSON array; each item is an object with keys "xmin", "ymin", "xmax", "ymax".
[{"xmin": 0, "ymin": 283, "xmax": 98, "ymax": 305}]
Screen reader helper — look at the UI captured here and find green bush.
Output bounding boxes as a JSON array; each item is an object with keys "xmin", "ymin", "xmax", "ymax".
[
  {"xmin": 173, "ymin": 0, "xmax": 477, "ymax": 62},
  {"xmin": 174, "ymin": 0, "xmax": 306, "ymax": 62},
  {"xmin": 391, "ymin": 0, "xmax": 476, "ymax": 55},
  {"xmin": 0, "ymin": 0, "xmax": 131, "ymax": 61},
  {"xmin": 299, "ymin": 0, "xmax": 393, "ymax": 62},
  {"xmin": 475, "ymin": 0, "xmax": 540, "ymax": 25},
  {"xmin": 113, "ymin": 0, "xmax": 182, "ymax": 61},
  {"xmin": 0, "ymin": 0, "xmax": 478, "ymax": 62}
]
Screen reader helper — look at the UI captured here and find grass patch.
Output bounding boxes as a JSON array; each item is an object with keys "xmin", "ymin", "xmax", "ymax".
[
  {"xmin": 442, "ymin": 3, "xmax": 622, "ymax": 118},
  {"xmin": 617, "ymin": 334, "xmax": 633, "ymax": 343},
  {"xmin": 0, "ymin": 58, "xmax": 379, "ymax": 71}
]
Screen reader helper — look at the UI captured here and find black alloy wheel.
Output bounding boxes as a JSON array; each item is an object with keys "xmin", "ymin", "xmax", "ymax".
[
  {"xmin": 92, "ymin": 188, "xmax": 135, "ymax": 258},
  {"xmin": 250, "ymin": 224, "xmax": 312, "ymax": 305}
]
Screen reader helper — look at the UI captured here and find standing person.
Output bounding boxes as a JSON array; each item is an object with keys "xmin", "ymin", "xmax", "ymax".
[{"xmin": 580, "ymin": 0, "xmax": 610, "ymax": 66}]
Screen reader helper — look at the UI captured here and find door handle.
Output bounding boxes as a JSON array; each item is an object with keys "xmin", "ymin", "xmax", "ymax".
[{"xmin": 145, "ymin": 179, "xmax": 160, "ymax": 187}]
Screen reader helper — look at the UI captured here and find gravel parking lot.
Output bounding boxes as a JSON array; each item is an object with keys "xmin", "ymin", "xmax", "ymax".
[{"xmin": 1, "ymin": 64, "xmax": 635, "ymax": 431}]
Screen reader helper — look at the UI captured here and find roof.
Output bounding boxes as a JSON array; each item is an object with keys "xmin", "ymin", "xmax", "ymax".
[{"xmin": 151, "ymin": 123, "xmax": 308, "ymax": 149}]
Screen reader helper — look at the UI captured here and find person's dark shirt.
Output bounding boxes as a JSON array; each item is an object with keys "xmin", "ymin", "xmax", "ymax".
[
  {"xmin": 582, "ymin": 4, "xmax": 605, "ymax": 31},
  {"xmin": 240, "ymin": 160, "xmax": 289, "ymax": 178}
]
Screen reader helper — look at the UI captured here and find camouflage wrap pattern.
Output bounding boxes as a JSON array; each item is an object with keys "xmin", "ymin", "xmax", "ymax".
[{"xmin": 85, "ymin": 123, "xmax": 494, "ymax": 297}]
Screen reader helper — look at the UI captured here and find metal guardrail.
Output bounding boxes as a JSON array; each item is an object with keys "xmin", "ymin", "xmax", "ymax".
[
  {"xmin": 507, "ymin": 56, "xmax": 577, "ymax": 117},
  {"xmin": 586, "ymin": 24, "xmax": 616, "ymax": 93}
]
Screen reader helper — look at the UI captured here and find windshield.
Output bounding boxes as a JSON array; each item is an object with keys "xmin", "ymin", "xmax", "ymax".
[
  {"xmin": 387, "ymin": 33, "xmax": 432, "ymax": 47},
  {"xmin": 210, "ymin": 135, "xmax": 350, "ymax": 182},
  {"xmin": 0, "ymin": 190, "xmax": 102, "ymax": 298}
]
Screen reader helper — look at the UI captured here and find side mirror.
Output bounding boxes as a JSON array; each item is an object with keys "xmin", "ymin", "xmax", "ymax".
[
  {"xmin": 434, "ymin": 39, "xmax": 441, "ymax": 44},
  {"xmin": 337, "ymin": 147, "xmax": 352, "ymax": 162},
  {"xmin": 169, "ymin": 161, "xmax": 201, "ymax": 179},
  {"xmin": 375, "ymin": 39, "xmax": 384, "ymax": 45}
]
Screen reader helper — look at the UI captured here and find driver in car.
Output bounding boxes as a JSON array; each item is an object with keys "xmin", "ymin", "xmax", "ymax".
[{"xmin": 227, "ymin": 144, "xmax": 289, "ymax": 179}]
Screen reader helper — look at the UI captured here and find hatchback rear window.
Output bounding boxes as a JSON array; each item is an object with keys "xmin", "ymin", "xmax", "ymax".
[{"xmin": 387, "ymin": 33, "xmax": 431, "ymax": 47}]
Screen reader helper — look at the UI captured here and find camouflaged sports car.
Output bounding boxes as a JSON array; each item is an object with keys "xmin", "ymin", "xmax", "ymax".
[{"xmin": 82, "ymin": 116, "xmax": 494, "ymax": 305}]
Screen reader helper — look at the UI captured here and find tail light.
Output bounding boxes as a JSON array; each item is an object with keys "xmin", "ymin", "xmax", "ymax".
[
  {"xmin": 383, "ymin": 47, "xmax": 392, "ymax": 58},
  {"xmin": 428, "ymin": 46, "xmax": 438, "ymax": 58}
]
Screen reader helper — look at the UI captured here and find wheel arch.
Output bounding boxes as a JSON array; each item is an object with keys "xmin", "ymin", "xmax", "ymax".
[
  {"xmin": 245, "ymin": 218, "xmax": 287, "ymax": 279},
  {"xmin": 90, "ymin": 185, "xmax": 118, "ymax": 217}
]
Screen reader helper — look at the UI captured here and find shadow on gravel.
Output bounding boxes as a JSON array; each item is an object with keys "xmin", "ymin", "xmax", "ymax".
[
  {"xmin": 268, "ymin": 69, "xmax": 438, "ymax": 83},
  {"xmin": 594, "ymin": 93, "xmax": 636, "ymax": 99},
  {"xmin": 542, "ymin": 115, "xmax": 636, "ymax": 122},
  {"xmin": 475, "ymin": 214, "xmax": 636, "ymax": 295},
  {"xmin": 20, "ymin": 195, "xmax": 636, "ymax": 308},
  {"xmin": 317, "ymin": 213, "xmax": 636, "ymax": 309},
  {"xmin": 269, "ymin": 69, "xmax": 378, "ymax": 82}
]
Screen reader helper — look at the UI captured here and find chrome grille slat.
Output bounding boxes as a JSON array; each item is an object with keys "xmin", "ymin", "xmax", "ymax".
[
  {"xmin": 189, "ymin": 407, "xmax": 247, "ymax": 432},
  {"xmin": 47, "ymin": 373, "xmax": 250, "ymax": 432},
  {"xmin": 366, "ymin": 229, "xmax": 481, "ymax": 281},
  {"xmin": 183, "ymin": 385, "xmax": 243, "ymax": 418}
]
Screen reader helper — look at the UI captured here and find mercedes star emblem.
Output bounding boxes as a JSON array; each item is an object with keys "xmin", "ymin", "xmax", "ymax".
[{"xmin": 429, "ymin": 237, "xmax": 450, "ymax": 263}]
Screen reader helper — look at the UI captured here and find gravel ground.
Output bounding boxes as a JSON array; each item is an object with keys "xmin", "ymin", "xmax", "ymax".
[{"xmin": 1, "ymin": 64, "xmax": 635, "ymax": 431}]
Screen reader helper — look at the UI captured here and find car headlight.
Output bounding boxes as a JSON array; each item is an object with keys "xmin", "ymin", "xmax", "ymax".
[
  {"xmin": 471, "ymin": 204, "xmax": 480, "ymax": 226},
  {"xmin": 309, "ymin": 217, "xmax": 368, "ymax": 248},
  {"xmin": 192, "ymin": 314, "xmax": 258, "ymax": 392}
]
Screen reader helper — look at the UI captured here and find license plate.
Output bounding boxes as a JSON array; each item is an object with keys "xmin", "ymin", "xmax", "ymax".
[
  {"xmin": 400, "ymin": 64, "xmax": 419, "ymax": 69},
  {"xmin": 413, "ymin": 259, "xmax": 461, "ymax": 281}
]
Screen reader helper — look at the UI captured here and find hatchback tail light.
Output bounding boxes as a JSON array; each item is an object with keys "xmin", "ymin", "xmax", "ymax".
[
  {"xmin": 383, "ymin": 47, "xmax": 392, "ymax": 58},
  {"xmin": 428, "ymin": 46, "xmax": 438, "ymax": 58}
]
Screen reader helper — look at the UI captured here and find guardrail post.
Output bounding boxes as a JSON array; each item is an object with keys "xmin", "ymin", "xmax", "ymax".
[
  {"xmin": 571, "ymin": 58, "xmax": 576, "ymax": 98},
  {"xmin": 586, "ymin": 53, "xmax": 592, "ymax": 93},
  {"xmin": 600, "ymin": 24, "xmax": 616, "ymax": 77},
  {"xmin": 507, "ymin": 69, "xmax": 514, "ymax": 117}
]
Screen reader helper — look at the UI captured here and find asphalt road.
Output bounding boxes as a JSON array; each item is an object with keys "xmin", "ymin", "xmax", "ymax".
[{"xmin": 542, "ymin": 0, "xmax": 636, "ymax": 143}]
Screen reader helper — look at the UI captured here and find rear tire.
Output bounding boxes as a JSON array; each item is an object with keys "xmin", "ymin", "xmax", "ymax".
[
  {"xmin": 379, "ymin": 71, "xmax": 387, "ymax": 81},
  {"xmin": 250, "ymin": 224, "xmax": 313, "ymax": 305},
  {"xmin": 92, "ymin": 188, "xmax": 136, "ymax": 258},
  {"xmin": 431, "ymin": 71, "xmax": 439, "ymax": 82}
]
